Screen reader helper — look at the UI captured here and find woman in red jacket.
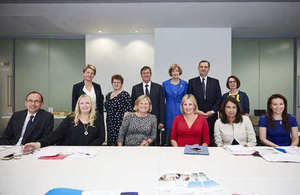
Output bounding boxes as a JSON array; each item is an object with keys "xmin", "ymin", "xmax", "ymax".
[{"xmin": 171, "ymin": 94, "xmax": 210, "ymax": 147}]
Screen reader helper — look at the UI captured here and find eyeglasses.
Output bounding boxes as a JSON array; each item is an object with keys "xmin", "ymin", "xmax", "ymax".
[
  {"xmin": 228, "ymin": 81, "xmax": 237, "ymax": 83},
  {"xmin": 27, "ymin": 100, "xmax": 41, "ymax": 104}
]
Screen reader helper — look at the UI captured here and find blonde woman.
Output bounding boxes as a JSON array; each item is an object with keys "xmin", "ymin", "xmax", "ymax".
[
  {"xmin": 24, "ymin": 95, "xmax": 105, "ymax": 152},
  {"xmin": 171, "ymin": 94, "xmax": 210, "ymax": 147},
  {"xmin": 117, "ymin": 95, "xmax": 157, "ymax": 146},
  {"xmin": 72, "ymin": 64, "xmax": 104, "ymax": 114}
]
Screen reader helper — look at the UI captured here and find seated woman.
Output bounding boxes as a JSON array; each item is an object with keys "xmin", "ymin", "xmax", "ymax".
[
  {"xmin": 23, "ymin": 95, "xmax": 105, "ymax": 152},
  {"xmin": 117, "ymin": 95, "xmax": 157, "ymax": 146},
  {"xmin": 214, "ymin": 96, "xmax": 256, "ymax": 147},
  {"xmin": 259, "ymin": 94, "xmax": 299, "ymax": 147},
  {"xmin": 222, "ymin": 75, "xmax": 250, "ymax": 115},
  {"xmin": 170, "ymin": 94, "xmax": 209, "ymax": 147}
]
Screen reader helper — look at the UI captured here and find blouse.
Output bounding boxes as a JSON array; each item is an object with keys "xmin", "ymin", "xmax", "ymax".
[
  {"xmin": 171, "ymin": 114, "xmax": 210, "ymax": 147},
  {"xmin": 117, "ymin": 112, "xmax": 157, "ymax": 146},
  {"xmin": 214, "ymin": 115, "xmax": 257, "ymax": 147}
]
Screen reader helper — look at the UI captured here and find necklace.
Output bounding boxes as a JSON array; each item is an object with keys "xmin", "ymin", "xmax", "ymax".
[{"xmin": 83, "ymin": 124, "xmax": 89, "ymax": 136}]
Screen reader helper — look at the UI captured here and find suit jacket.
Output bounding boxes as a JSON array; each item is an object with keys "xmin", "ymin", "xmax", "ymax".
[
  {"xmin": 131, "ymin": 82, "xmax": 165, "ymax": 124},
  {"xmin": 72, "ymin": 81, "xmax": 104, "ymax": 113},
  {"xmin": 188, "ymin": 76, "xmax": 222, "ymax": 113},
  {"xmin": 0, "ymin": 109, "xmax": 54, "ymax": 145}
]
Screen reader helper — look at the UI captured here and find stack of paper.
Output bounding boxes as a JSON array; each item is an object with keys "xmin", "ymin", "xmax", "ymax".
[
  {"xmin": 255, "ymin": 147, "xmax": 300, "ymax": 163},
  {"xmin": 34, "ymin": 146, "xmax": 98, "ymax": 160},
  {"xmin": 224, "ymin": 145, "xmax": 255, "ymax": 156}
]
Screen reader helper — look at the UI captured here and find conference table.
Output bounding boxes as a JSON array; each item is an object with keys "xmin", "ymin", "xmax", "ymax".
[{"xmin": 1, "ymin": 146, "xmax": 300, "ymax": 195}]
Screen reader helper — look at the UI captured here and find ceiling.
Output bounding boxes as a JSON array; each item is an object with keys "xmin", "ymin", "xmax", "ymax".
[{"xmin": 0, "ymin": 1, "xmax": 300, "ymax": 37}]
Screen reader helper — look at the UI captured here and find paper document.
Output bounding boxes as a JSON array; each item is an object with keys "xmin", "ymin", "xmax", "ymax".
[
  {"xmin": 34, "ymin": 146, "xmax": 98, "ymax": 160},
  {"xmin": 155, "ymin": 172, "xmax": 222, "ymax": 193},
  {"xmin": 224, "ymin": 145, "xmax": 255, "ymax": 156},
  {"xmin": 255, "ymin": 147, "xmax": 300, "ymax": 163}
]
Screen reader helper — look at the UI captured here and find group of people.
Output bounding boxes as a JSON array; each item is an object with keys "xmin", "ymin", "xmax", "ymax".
[{"xmin": 0, "ymin": 60, "xmax": 298, "ymax": 153}]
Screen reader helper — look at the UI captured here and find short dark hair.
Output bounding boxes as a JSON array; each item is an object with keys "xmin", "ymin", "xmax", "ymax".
[
  {"xmin": 25, "ymin": 91, "xmax": 44, "ymax": 103},
  {"xmin": 140, "ymin": 66, "xmax": 152, "ymax": 75},
  {"xmin": 111, "ymin": 74, "xmax": 124, "ymax": 84},
  {"xmin": 226, "ymin": 75, "xmax": 241, "ymax": 89},
  {"xmin": 219, "ymin": 96, "xmax": 243, "ymax": 124},
  {"xmin": 198, "ymin": 60, "xmax": 210, "ymax": 68}
]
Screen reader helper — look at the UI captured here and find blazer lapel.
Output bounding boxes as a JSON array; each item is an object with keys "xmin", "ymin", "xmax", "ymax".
[
  {"xmin": 16, "ymin": 110, "xmax": 27, "ymax": 139},
  {"xmin": 205, "ymin": 77, "xmax": 210, "ymax": 98},
  {"xmin": 138, "ymin": 83, "xmax": 144, "ymax": 96},
  {"xmin": 22, "ymin": 110, "xmax": 40, "ymax": 142},
  {"xmin": 197, "ymin": 77, "xmax": 205, "ymax": 100}
]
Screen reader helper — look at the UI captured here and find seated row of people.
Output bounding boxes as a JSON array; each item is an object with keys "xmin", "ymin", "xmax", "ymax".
[{"xmin": 0, "ymin": 89, "xmax": 298, "ymax": 152}]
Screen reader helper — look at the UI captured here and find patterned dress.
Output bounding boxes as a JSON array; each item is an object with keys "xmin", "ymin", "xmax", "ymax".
[
  {"xmin": 104, "ymin": 91, "xmax": 133, "ymax": 146},
  {"xmin": 117, "ymin": 112, "xmax": 157, "ymax": 146}
]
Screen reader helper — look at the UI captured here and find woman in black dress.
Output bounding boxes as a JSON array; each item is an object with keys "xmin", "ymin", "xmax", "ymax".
[{"xmin": 105, "ymin": 74, "xmax": 133, "ymax": 146}]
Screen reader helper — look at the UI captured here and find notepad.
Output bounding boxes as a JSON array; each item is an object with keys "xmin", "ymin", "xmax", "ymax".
[{"xmin": 184, "ymin": 144, "xmax": 209, "ymax": 155}]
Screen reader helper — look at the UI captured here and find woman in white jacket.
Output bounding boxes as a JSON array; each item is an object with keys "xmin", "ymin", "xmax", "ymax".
[{"xmin": 214, "ymin": 96, "xmax": 256, "ymax": 147}]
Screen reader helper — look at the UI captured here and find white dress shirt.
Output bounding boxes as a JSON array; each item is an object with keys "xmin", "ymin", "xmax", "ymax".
[{"xmin": 143, "ymin": 81, "xmax": 151, "ymax": 95}]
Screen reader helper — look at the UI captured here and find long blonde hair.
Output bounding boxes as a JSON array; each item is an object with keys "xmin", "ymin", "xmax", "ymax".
[{"xmin": 73, "ymin": 94, "xmax": 96, "ymax": 126}]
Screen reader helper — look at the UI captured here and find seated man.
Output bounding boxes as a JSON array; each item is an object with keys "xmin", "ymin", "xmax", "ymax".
[{"xmin": 0, "ymin": 91, "xmax": 54, "ymax": 145}]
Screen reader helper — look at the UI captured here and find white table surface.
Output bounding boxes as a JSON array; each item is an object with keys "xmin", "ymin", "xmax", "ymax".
[{"xmin": 1, "ymin": 146, "xmax": 300, "ymax": 195}]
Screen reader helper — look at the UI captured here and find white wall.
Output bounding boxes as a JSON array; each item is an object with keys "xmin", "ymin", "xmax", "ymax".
[
  {"xmin": 86, "ymin": 28, "xmax": 231, "ymax": 96},
  {"xmin": 154, "ymin": 28, "xmax": 231, "ymax": 93},
  {"xmin": 86, "ymin": 34, "xmax": 154, "ymax": 96}
]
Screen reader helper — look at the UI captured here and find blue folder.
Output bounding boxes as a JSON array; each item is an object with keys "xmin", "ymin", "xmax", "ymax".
[{"xmin": 184, "ymin": 144, "xmax": 209, "ymax": 155}]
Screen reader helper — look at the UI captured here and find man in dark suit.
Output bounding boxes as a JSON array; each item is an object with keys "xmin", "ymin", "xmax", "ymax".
[
  {"xmin": 131, "ymin": 66, "xmax": 165, "ymax": 145},
  {"xmin": 188, "ymin": 60, "xmax": 222, "ymax": 146},
  {"xmin": 0, "ymin": 91, "xmax": 54, "ymax": 145}
]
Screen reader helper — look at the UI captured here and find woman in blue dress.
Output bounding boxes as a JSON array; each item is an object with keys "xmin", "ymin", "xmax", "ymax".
[
  {"xmin": 162, "ymin": 64, "xmax": 187, "ymax": 145},
  {"xmin": 259, "ymin": 94, "xmax": 299, "ymax": 146}
]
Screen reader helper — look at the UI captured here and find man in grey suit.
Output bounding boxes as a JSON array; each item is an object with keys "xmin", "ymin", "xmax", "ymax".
[
  {"xmin": 131, "ymin": 66, "xmax": 165, "ymax": 145},
  {"xmin": 188, "ymin": 60, "xmax": 222, "ymax": 146},
  {"xmin": 0, "ymin": 91, "xmax": 54, "ymax": 145}
]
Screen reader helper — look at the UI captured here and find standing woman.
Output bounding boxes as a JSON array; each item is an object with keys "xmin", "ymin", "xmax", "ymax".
[
  {"xmin": 24, "ymin": 95, "xmax": 105, "ymax": 152},
  {"xmin": 105, "ymin": 74, "xmax": 133, "ymax": 146},
  {"xmin": 72, "ymin": 64, "xmax": 104, "ymax": 115},
  {"xmin": 222, "ymin": 75, "xmax": 250, "ymax": 115},
  {"xmin": 259, "ymin": 94, "xmax": 299, "ymax": 147},
  {"xmin": 162, "ymin": 64, "xmax": 187, "ymax": 144},
  {"xmin": 171, "ymin": 94, "xmax": 210, "ymax": 147}
]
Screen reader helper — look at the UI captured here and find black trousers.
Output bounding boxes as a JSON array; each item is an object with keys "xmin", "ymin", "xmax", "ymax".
[{"xmin": 206, "ymin": 114, "xmax": 218, "ymax": 147}]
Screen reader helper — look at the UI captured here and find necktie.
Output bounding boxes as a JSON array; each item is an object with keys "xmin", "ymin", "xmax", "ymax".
[
  {"xmin": 21, "ymin": 115, "xmax": 34, "ymax": 144},
  {"xmin": 201, "ymin": 78, "xmax": 206, "ymax": 100},
  {"xmin": 145, "ymin": 84, "xmax": 150, "ymax": 96}
]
